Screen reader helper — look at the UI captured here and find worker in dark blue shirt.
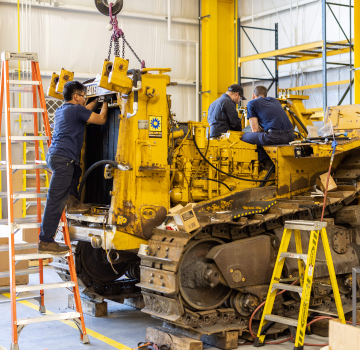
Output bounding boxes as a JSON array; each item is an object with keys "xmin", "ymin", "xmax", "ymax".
[
  {"xmin": 38, "ymin": 81, "xmax": 108, "ymax": 255},
  {"xmin": 207, "ymin": 84, "xmax": 246, "ymax": 138},
  {"xmin": 241, "ymin": 86, "xmax": 295, "ymax": 167}
]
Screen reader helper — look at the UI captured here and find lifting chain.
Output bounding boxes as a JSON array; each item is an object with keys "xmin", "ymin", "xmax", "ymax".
[{"xmin": 107, "ymin": 3, "xmax": 145, "ymax": 68}]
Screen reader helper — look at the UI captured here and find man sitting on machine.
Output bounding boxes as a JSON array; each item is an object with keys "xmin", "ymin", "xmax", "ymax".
[
  {"xmin": 207, "ymin": 84, "xmax": 246, "ymax": 139},
  {"xmin": 241, "ymin": 85, "xmax": 295, "ymax": 169}
]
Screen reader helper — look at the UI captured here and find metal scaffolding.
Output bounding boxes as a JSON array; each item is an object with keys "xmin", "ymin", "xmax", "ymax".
[
  {"xmin": 238, "ymin": 1, "xmax": 354, "ymax": 110},
  {"xmin": 237, "ymin": 21, "xmax": 279, "ymax": 97},
  {"xmin": 322, "ymin": 0, "xmax": 353, "ymax": 109}
]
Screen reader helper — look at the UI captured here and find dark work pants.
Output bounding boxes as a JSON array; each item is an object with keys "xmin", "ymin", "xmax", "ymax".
[
  {"xmin": 241, "ymin": 130, "xmax": 295, "ymax": 163},
  {"xmin": 39, "ymin": 154, "xmax": 82, "ymax": 243}
]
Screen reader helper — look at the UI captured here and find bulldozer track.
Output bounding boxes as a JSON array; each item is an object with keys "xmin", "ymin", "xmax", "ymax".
[{"xmin": 138, "ymin": 173, "xmax": 360, "ymax": 336}]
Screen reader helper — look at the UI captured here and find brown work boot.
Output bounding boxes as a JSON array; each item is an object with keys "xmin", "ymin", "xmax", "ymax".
[
  {"xmin": 66, "ymin": 195, "xmax": 91, "ymax": 214},
  {"xmin": 38, "ymin": 241, "xmax": 70, "ymax": 255}
]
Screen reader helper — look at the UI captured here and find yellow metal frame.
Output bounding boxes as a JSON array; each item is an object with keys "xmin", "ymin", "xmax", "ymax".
[
  {"xmin": 201, "ymin": 0, "xmax": 237, "ymax": 114},
  {"xmin": 255, "ymin": 225, "xmax": 345, "ymax": 347},
  {"xmin": 278, "ymin": 79, "xmax": 350, "ymax": 92},
  {"xmin": 239, "ymin": 39, "xmax": 353, "ymax": 67},
  {"xmin": 355, "ymin": 0, "xmax": 360, "ymax": 103}
]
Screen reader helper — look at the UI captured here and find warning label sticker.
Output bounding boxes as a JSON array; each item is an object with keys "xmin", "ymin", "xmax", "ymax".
[
  {"xmin": 308, "ymin": 264, "xmax": 313, "ymax": 277},
  {"xmin": 149, "ymin": 116, "xmax": 162, "ymax": 138}
]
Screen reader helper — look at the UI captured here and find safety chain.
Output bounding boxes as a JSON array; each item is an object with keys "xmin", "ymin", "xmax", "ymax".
[{"xmin": 107, "ymin": 3, "xmax": 146, "ymax": 69}]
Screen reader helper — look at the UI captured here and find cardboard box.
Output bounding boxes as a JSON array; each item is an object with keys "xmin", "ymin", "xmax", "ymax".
[
  {"xmin": 167, "ymin": 203, "xmax": 200, "ymax": 233},
  {"xmin": 316, "ymin": 173, "xmax": 337, "ymax": 192},
  {"xmin": 329, "ymin": 319, "xmax": 360, "ymax": 349},
  {"xmin": 0, "ymin": 237, "xmax": 29, "ymax": 287},
  {"xmin": 22, "ymin": 228, "xmax": 39, "ymax": 254}
]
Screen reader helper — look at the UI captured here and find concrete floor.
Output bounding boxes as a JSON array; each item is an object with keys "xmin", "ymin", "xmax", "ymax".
[{"xmin": 0, "ymin": 267, "xmax": 328, "ymax": 350}]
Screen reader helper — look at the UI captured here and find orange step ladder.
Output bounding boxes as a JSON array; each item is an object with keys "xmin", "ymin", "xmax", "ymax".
[{"xmin": 0, "ymin": 51, "xmax": 89, "ymax": 350}]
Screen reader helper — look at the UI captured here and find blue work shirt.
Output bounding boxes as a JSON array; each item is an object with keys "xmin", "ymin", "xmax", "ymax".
[
  {"xmin": 48, "ymin": 103, "xmax": 92, "ymax": 162},
  {"xmin": 208, "ymin": 94, "xmax": 242, "ymax": 137},
  {"xmin": 247, "ymin": 96, "xmax": 293, "ymax": 131}
]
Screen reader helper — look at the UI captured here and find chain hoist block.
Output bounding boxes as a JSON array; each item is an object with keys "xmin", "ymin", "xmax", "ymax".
[
  {"xmin": 108, "ymin": 56, "xmax": 133, "ymax": 94},
  {"xmin": 55, "ymin": 68, "xmax": 74, "ymax": 94},
  {"xmin": 47, "ymin": 72, "xmax": 63, "ymax": 100},
  {"xmin": 95, "ymin": 0, "xmax": 123, "ymax": 16}
]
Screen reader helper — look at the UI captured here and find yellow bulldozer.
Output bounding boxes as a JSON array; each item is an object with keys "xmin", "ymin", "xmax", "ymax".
[{"xmin": 48, "ymin": 0, "xmax": 360, "ymax": 343}]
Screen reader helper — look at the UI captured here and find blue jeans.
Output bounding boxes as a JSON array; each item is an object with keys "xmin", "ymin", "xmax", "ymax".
[
  {"xmin": 39, "ymin": 154, "xmax": 82, "ymax": 243},
  {"xmin": 241, "ymin": 129, "xmax": 295, "ymax": 163}
]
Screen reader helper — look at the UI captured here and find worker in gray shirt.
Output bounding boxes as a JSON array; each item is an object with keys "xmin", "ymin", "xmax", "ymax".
[{"xmin": 207, "ymin": 84, "xmax": 246, "ymax": 138}]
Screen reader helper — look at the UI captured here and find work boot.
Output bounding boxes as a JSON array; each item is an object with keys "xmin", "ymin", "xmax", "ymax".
[
  {"xmin": 38, "ymin": 241, "xmax": 70, "ymax": 255},
  {"xmin": 66, "ymin": 195, "xmax": 91, "ymax": 214}
]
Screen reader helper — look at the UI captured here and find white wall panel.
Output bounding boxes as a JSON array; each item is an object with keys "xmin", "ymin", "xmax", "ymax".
[{"xmin": 0, "ymin": 1, "xmax": 199, "ymax": 124}]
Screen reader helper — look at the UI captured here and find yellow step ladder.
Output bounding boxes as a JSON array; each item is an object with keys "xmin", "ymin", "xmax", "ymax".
[{"xmin": 254, "ymin": 220, "xmax": 345, "ymax": 350}]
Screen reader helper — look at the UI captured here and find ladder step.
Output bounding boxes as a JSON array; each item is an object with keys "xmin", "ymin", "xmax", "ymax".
[
  {"xmin": 0, "ymin": 136, "xmax": 49, "ymax": 142},
  {"xmin": 280, "ymin": 252, "xmax": 308, "ymax": 262},
  {"xmin": 0, "ymin": 216, "xmax": 40, "ymax": 225},
  {"xmin": 0, "ymin": 164, "xmax": 48, "ymax": 170},
  {"xmin": 26, "ymin": 187, "xmax": 48, "ymax": 191},
  {"xmin": 15, "ymin": 251, "xmax": 69, "ymax": 260},
  {"xmin": 9, "ymin": 86, "xmax": 34, "ymax": 93},
  {"xmin": 284, "ymin": 220, "xmax": 327, "ymax": 231},
  {"xmin": 16, "ymin": 312, "xmax": 81, "ymax": 326},
  {"xmin": 272, "ymin": 283, "xmax": 303, "ymax": 295},
  {"xmin": 0, "ymin": 191, "xmax": 47, "ymax": 199},
  {"xmin": 16, "ymin": 281, "xmax": 75, "ymax": 293},
  {"xmin": 14, "ymin": 223, "xmax": 42, "ymax": 229},
  {"xmin": 26, "ymin": 174, "xmax": 46, "ymax": 178},
  {"xmin": 8, "ymin": 79, "xmax": 40, "ymax": 85},
  {"xmin": 0, "ymin": 295, "xmax": 41, "ymax": 304},
  {"xmin": 264, "ymin": 314, "xmax": 298, "ymax": 327},
  {"xmin": 9, "ymin": 108, "xmax": 45, "ymax": 114},
  {"xmin": 0, "ymin": 243, "xmax": 38, "ymax": 252},
  {"xmin": 26, "ymin": 201, "xmax": 46, "ymax": 207},
  {"xmin": 0, "ymin": 268, "xmax": 40, "ymax": 278}
]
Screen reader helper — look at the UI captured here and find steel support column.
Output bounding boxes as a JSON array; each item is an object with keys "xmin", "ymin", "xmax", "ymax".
[
  {"xmin": 355, "ymin": 0, "xmax": 360, "ymax": 103},
  {"xmin": 322, "ymin": 0, "xmax": 327, "ymax": 110},
  {"xmin": 201, "ymin": 0, "xmax": 237, "ymax": 114}
]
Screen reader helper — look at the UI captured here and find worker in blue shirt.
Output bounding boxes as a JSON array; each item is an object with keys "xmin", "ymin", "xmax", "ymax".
[
  {"xmin": 207, "ymin": 84, "xmax": 246, "ymax": 138},
  {"xmin": 241, "ymin": 86, "xmax": 295, "ymax": 168},
  {"xmin": 38, "ymin": 81, "xmax": 108, "ymax": 255}
]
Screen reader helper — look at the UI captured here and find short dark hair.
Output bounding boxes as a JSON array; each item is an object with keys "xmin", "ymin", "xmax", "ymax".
[
  {"xmin": 254, "ymin": 86, "xmax": 268, "ymax": 97},
  {"xmin": 63, "ymin": 81, "xmax": 85, "ymax": 102}
]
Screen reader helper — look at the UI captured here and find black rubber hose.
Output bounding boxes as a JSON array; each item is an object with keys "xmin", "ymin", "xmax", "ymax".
[
  {"xmin": 285, "ymin": 107, "xmax": 308, "ymax": 135},
  {"xmin": 193, "ymin": 136, "xmax": 273, "ymax": 183},
  {"xmin": 79, "ymin": 160, "xmax": 119, "ymax": 198},
  {"xmin": 195, "ymin": 177, "xmax": 232, "ymax": 191}
]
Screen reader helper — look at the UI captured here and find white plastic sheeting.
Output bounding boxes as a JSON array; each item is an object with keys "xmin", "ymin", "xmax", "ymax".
[
  {"xmin": 0, "ymin": 0, "xmax": 199, "ymax": 123},
  {"xmin": 238, "ymin": 0, "xmax": 354, "ymax": 109}
]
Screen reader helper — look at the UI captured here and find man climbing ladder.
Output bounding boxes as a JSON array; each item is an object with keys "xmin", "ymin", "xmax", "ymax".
[{"xmin": 0, "ymin": 51, "xmax": 89, "ymax": 350}]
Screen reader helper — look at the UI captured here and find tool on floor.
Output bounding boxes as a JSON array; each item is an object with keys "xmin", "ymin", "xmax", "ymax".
[
  {"xmin": 253, "ymin": 220, "xmax": 345, "ymax": 349},
  {"xmin": 0, "ymin": 51, "xmax": 89, "ymax": 350}
]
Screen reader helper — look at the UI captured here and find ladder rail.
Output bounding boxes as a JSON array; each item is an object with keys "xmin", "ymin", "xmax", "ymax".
[
  {"xmin": 3, "ymin": 58, "xmax": 19, "ymax": 348},
  {"xmin": 255, "ymin": 228, "xmax": 294, "ymax": 345},
  {"xmin": 294, "ymin": 229, "xmax": 305, "ymax": 288},
  {"xmin": 32, "ymin": 61, "xmax": 45, "ymax": 311},
  {"xmin": 294, "ymin": 229, "xmax": 319, "ymax": 347},
  {"xmin": 320, "ymin": 227, "xmax": 346, "ymax": 323}
]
